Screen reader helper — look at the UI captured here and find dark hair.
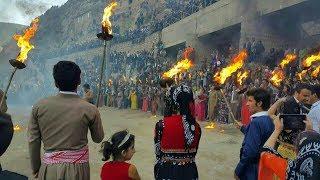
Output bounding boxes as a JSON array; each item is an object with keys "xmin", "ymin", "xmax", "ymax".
[
  {"xmin": 311, "ymin": 84, "xmax": 320, "ymax": 99},
  {"xmin": 159, "ymin": 78, "xmax": 174, "ymax": 88},
  {"xmin": 294, "ymin": 83, "xmax": 311, "ymax": 94},
  {"xmin": 53, "ymin": 61, "xmax": 81, "ymax": 91},
  {"xmin": 246, "ymin": 88, "xmax": 271, "ymax": 110},
  {"xmin": 101, "ymin": 130, "xmax": 135, "ymax": 161},
  {"xmin": 83, "ymin": 83, "xmax": 90, "ymax": 89}
]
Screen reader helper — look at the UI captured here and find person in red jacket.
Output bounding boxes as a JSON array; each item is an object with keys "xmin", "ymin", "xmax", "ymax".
[{"xmin": 101, "ymin": 130, "xmax": 140, "ymax": 180}]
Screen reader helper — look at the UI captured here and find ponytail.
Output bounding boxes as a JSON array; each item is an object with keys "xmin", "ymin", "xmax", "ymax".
[{"xmin": 101, "ymin": 130, "xmax": 135, "ymax": 161}]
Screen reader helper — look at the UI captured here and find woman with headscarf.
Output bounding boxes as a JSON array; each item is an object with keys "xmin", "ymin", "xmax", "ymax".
[
  {"xmin": 258, "ymin": 115, "xmax": 319, "ymax": 180},
  {"xmin": 154, "ymin": 84, "xmax": 201, "ymax": 180}
]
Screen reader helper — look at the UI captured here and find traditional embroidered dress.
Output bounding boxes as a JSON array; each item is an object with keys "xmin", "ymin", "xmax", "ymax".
[{"xmin": 154, "ymin": 85, "xmax": 201, "ymax": 180}]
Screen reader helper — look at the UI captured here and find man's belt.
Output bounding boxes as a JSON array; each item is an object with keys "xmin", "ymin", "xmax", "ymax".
[{"xmin": 43, "ymin": 145, "xmax": 89, "ymax": 165}]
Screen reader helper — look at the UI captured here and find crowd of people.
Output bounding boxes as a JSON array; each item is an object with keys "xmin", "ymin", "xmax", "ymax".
[{"xmin": 1, "ymin": 59, "xmax": 319, "ymax": 180}]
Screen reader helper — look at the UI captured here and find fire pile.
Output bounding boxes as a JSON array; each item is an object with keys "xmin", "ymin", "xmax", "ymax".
[
  {"xmin": 14, "ymin": 125, "xmax": 22, "ymax": 131},
  {"xmin": 13, "ymin": 17, "xmax": 40, "ymax": 63},
  {"xmin": 270, "ymin": 54, "xmax": 297, "ymax": 87},
  {"xmin": 213, "ymin": 50, "xmax": 248, "ymax": 86},
  {"xmin": 204, "ymin": 122, "xmax": 216, "ymax": 129}
]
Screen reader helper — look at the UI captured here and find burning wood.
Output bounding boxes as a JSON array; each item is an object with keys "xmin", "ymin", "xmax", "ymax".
[
  {"xmin": 13, "ymin": 17, "xmax": 39, "ymax": 63},
  {"xmin": 205, "ymin": 122, "xmax": 216, "ymax": 129},
  {"xmin": 279, "ymin": 54, "xmax": 297, "ymax": 69},
  {"xmin": 302, "ymin": 52, "xmax": 320, "ymax": 68},
  {"xmin": 213, "ymin": 50, "xmax": 248, "ymax": 85},
  {"xmin": 101, "ymin": 1, "xmax": 118, "ymax": 35},
  {"xmin": 270, "ymin": 68, "xmax": 285, "ymax": 87},
  {"xmin": 14, "ymin": 125, "xmax": 22, "ymax": 131},
  {"xmin": 236, "ymin": 70, "xmax": 249, "ymax": 86},
  {"xmin": 162, "ymin": 59, "xmax": 193, "ymax": 78}
]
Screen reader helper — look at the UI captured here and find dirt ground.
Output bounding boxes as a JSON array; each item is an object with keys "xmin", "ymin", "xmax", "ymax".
[{"xmin": 1, "ymin": 107, "xmax": 243, "ymax": 180}]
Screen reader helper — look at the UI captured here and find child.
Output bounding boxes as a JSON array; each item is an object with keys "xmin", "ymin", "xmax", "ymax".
[{"xmin": 101, "ymin": 130, "xmax": 141, "ymax": 180}]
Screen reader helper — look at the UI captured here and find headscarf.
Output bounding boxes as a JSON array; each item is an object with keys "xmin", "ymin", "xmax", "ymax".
[
  {"xmin": 166, "ymin": 84, "xmax": 196, "ymax": 149},
  {"xmin": 287, "ymin": 130, "xmax": 320, "ymax": 180}
]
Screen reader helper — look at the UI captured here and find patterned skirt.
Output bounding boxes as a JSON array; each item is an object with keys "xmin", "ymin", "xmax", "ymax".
[{"xmin": 154, "ymin": 162, "xmax": 198, "ymax": 180}]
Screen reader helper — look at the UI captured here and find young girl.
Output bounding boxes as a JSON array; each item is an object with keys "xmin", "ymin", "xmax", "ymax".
[{"xmin": 101, "ymin": 130, "xmax": 141, "ymax": 180}]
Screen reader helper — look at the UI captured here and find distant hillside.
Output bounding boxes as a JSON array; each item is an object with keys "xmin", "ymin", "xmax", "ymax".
[{"xmin": 0, "ymin": 22, "xmax": 25, "ymax": 47}]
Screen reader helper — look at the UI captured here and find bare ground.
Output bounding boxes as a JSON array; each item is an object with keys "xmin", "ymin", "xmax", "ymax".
[{"xmin": 1, "ymin": 107, "xmax": 243, "ymax": 180}]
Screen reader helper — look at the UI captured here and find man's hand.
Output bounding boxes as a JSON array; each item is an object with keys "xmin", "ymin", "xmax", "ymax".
[
  {"xmin": 304, "ymin": 117, "xmax": 313, "ymax": 131},
  {"xmin": 33, "ymin": 172, "xmax": 38, "ymax": 179},
  {"xmin": 234, "ymin": 120, "xmax": 243, "ymax": 129},
  {"xmin": 277, "ymin": 97, "xmax": 287, "ymax": 104},
  {"xmin": 272, "ymin": 115, "xmax": 283, "ymax": 133},
  {"xmin": 234, "ymin": 172, "xmax": 240, "ymax": 180}
]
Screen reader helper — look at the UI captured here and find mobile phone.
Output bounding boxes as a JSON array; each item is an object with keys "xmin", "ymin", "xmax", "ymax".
[{"xmin": 279, "ymin": 114, "xmax": 306, "ymax": 130}]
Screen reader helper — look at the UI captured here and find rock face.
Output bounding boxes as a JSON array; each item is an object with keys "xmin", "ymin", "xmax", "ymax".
[
  {"xmin": 0, "ymin": 22, "xmax": 25, "ymax": 69},
  {"xmin": 0, "ymin": 22, "xmax": 25, "ymax": 47}
]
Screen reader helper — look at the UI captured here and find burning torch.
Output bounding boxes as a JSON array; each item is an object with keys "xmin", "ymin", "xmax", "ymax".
[
  {"xmin": 269, "ymin": 54, "xmax": 297, "ymax": 88},
  {"xmin": 95, "ymin": 1, "xmax": 117, "ymax": 107},
  {"xmin": 213, "ymin": 50, "xmax": 248, "ymax": 125},
  {"xmin": 160, "ymin": 48, "xmax": 194, "ymax": 88},
  {"xmin": 0, "ymin": 18, "xmax": 39, "ymax": 108}
]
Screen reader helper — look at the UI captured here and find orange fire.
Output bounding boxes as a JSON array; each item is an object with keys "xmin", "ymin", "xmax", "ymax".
[
  {"xmin": 311, "ymin": 66, "xmax": 320, "ymax": 78},
  {"xmin": 302, "ymin": 52, "xmax": 320, "ymax": 68},
  {"xmin": 297, "ymin": 69, "xmax": 309, "ymax": 81},
  {"xmin": 236, "ymin": 70, "xmax": 249, "ymax": 86},
  {"xmin": 13, "ymin": 18, "xmax": 39, "ymax": 63},
  {"xmin": 205, "ymin": 122, "xmax": 216, "ymax": 129},
  {"xmin": 163, "ymin": 59, "xmax": 193, "ymax": 78},
  {"xmin": 101, "ymin": 1, "xmax": 118, "ymax": 34},
  {"xmin": 214, "ymin": 50, "xmax": 248, "ymax": 85},
  {"xmin": 270, "ymin": 69, "xmax": 285, "ymax": 87},
  {"xmin": 183, "ymin": 47, "xmax": 194, "ymax": 59},
  {"xmin": 14, "ymin": 125, "xmax": 21, "ymax": 131},
  {"xmin": 279, "ymin": 54, "xmax": 297, "ymax": 69}
]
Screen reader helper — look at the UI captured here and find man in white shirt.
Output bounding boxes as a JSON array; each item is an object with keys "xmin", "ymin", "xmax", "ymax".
[{"xmin": 308, "ymin": 84, "xmax": 320, "ymax": 132}]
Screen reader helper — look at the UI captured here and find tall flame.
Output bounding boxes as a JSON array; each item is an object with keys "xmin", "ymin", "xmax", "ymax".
[
  {"xmin": 236, "ymin": 70, "xmax": 249, "ymax": 86},
  {"xmin": 311, "ymin": 66, "xmax": 320, "ymax": 78},
  {"xmin": 101, "ymin": 2, "xmax": 118, "ymax": 34},
  {"xmin": 13, "ymin": 18, "xmax": 39, "ymax": 63},
  {"xmin": 302, "ymin": 52, "xmax": 320, "ymax": 68},
  {"xmin": 270, "ymin": 69, "xmax": 285, "ymax": 87},
  {"xmin": 163, "ymin": 59, "xmax": 193, "ymax": 78},
  {"xmin": 279, "ymin": 54, "xmax": 297, "ymax": 69},
  {"xmin": 297, "ymin": 69, "xmax": 309, "ymax": 81},
  {"xmin": 214, "ymin": 50, "xmax": 248, "ymax": 85}
]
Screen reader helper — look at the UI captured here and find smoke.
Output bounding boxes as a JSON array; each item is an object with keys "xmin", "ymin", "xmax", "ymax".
[{"xmin": 0, "ymin": 0, "xmax": 67, "ymax": 25}]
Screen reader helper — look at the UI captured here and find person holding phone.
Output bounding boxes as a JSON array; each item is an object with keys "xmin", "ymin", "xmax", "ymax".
[
  {"xmin": 268, "ymin": 83, "xmax": 312, "ymax": 159},
  {"xmin": 258, "ymin": 115, "xmax": 319, "ymax": 180}
]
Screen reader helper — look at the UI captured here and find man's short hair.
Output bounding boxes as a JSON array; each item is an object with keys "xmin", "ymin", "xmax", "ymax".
[
  {"xmin": 294, "ymin": 83, "xmax": 311, "ymax": 93},
  {"xmin": 311, "ymin": 84, "xmax": 320, "ymax": 99},
  {"xmin": 246, "ymin": 88, "xmax": 271, "ymax": 110},
  {"xmin": 53, "ymin": 61, "xmax": 81, "ymax": 91}
]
